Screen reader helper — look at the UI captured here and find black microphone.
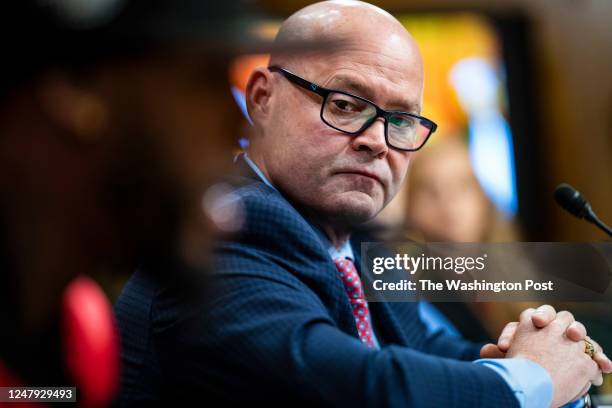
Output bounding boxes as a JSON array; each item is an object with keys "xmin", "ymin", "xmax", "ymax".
[{"xmin": 554, "ymin": 183, "xmax": 612, "ymax": 237}]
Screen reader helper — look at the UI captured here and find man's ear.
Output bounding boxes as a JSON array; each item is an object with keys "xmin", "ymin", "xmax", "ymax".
[
  {"xmin": 36, "ymin": 72, "xmax": 109, "ymax": 144},
  {"xmin": 245, "ymin": 67, "xmax": 274, "ymax": 125}
]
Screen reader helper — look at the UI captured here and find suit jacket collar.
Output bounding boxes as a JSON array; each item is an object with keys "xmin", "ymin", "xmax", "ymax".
[{"xmin": 232, "ymin": 153, "xmax": 420, "ymax": 348}]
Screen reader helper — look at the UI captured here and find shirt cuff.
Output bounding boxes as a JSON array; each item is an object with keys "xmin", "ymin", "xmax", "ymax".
[{"xmin": 474, "ymin": 358, "xmax": 553, "ymax": 408}]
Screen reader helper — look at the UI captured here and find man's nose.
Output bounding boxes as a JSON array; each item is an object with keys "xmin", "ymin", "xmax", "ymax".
[{"xmin": 350, "ymin": 118, "xmax": 388, "ymax": 158}]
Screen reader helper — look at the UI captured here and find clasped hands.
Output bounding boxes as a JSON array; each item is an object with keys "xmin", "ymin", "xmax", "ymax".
[{"xmin": 480, "ymin": 305, "xmax": 611, "ymax": 407}]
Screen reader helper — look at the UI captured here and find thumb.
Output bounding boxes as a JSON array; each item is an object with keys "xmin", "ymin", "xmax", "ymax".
[{"xmin": 480, "ymin": 343, "xmax": 506, "ymax": 359}]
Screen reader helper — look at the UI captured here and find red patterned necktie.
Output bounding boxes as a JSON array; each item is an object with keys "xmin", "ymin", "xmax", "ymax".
[{"xmin": 334, "ymin": 257, "xmax": 376, "ymax": 349}]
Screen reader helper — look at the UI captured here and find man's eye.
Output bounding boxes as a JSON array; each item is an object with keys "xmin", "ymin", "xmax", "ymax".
[
  {"xmin": 332, "ymin": 99, "xmax": 358, "ymax": 112},
  {"xmin": 389, "ymin": 115, "xmax": 414, "ymax": 128}
]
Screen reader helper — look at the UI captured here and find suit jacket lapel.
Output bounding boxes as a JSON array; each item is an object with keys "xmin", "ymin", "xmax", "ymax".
[
  {"xmin": 233, "ymin": 154, "xmax": 415, "ymax": 344},
  {"xmin": 232, "ymin": 154, "xmax": 363, "ymax": 339},
  {"xmin": 351, "ymin": 239, "xmax": 426, "ymax": 348}
]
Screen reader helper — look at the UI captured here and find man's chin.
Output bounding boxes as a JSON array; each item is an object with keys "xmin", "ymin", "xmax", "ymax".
[{"xmin": 324, "ymin": 194, "xmax": 381, "ymax": 226}]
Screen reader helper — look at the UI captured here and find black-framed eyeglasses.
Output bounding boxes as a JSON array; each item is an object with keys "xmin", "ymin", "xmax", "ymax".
[{"xmin": 268, "ymin": 66, "xmax": 437, "ymax": 152}]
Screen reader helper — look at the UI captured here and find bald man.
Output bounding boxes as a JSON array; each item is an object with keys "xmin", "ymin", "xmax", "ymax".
[{"xmin": 115, "ymin": 1, "xmax": 610, "ymax": 406}]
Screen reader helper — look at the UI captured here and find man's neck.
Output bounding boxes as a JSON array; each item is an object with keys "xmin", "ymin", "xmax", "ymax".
[
  {"xmin": 244, "ymin": 151, "xmax": 352, "ymax": 249},
  {"xmin": 319, "ymin": 223, "xmax": 351, "ymax": 250}
]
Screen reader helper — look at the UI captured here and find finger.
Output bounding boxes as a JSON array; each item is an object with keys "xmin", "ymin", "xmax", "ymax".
[
  {"xmin": 587, "ymin": 336, "xmax": 601, "ymax": 350},
  {"xmin": 581, "ymin": 342, "xmax": 603, "ymax": 388},
  {"xmin": 497, "ymin": 322, "xmax": 518, "ymax": 352},
  {"xmin": 593, "ymin": 352, "xmax": 612, "ymax": 373},
  {"xmin": 591, "ymin": 370, "xmax": 604, "ymax": 387},
  {"xmin": 550, "ymin": 310, "xmax": 575, "ymax": 333},
  {"xmin": 519, "ymin": 308, "xmax": 536, "ymax": 325},
  {"xmin": 587, "ymin": 337, "xmax": 612, "ymax": 373},
  {"xmin": 480, "ymin": 343, "xmax": 506, "ymax": 358},
  {"xmin": 586, "ymin": 351, "xmax": 604, "ymax": 387},
  {"xmin": 531, "ymin": 304, "xmax": 556, "ymax": 328},
  {"xmin": 585, "ymin": 357, "xmax": 601, "ymax": 387},
  {"xmin": 566, "ymin": 321, "xmax": 587, "ymax": 342}
]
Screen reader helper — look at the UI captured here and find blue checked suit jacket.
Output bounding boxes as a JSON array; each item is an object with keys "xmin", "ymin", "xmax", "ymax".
[{"xmin": 114, "ymin": 159, "xmax": 520, "ymax": 407}]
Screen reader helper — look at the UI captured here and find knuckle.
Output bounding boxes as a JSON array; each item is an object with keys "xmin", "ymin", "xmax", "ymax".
[
  {"xmin": 520, "ymin": 308, "xmax": 536, "ymax": 320},
  {"xmin": 569, "ymin": 322, "xmax": 586, "ymax": 336},
  {"xmin": 502, "ymin": 322, "xmax": 518, "ymax": 334},
  {"xmin": 550, "ymin": 318, "xmax": 567, "ymax": 331},
  {"xmin": 536, "ymin": 304, "xmax": 554, "ymax": 313},
  {"xmin": 557, "ymin": 310, "xmax": 572, "ymax": 319}
]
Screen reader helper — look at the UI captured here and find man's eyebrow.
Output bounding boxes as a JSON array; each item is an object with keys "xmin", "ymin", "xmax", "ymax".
[{"xmin": 324, "ymin": 75, "xmax": 421, "ymax": 114}]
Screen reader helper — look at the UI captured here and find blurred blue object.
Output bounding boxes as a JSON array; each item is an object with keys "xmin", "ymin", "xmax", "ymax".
[{"xmin": 450, "ymin": 57, "xmax": 518, "ymax": 217}]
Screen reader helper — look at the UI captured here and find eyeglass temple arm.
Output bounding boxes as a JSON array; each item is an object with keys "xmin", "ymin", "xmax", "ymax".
[{"xmin": 268, "ymin": 66, "xmax": 328, "ymax": 97}]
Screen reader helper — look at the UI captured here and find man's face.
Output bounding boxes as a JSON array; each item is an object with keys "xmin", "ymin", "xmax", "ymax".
[{"xmin": 258, "ymin": 37, "xmax": 423, "ymax": 227}]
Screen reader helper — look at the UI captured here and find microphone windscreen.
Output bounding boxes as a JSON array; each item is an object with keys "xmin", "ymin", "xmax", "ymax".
[{"xmin": 554, "ymin": 183, "xmax": 588, "ymax": 218}]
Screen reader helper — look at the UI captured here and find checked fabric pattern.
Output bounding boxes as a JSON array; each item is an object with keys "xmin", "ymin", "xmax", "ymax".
[
  {"xmin": 114, "ymin": 158, "xmax": 522, "ymax": 407},
  {"xmin": 334, "ymin": 257, "xmax": 376, "ymax": 349}
]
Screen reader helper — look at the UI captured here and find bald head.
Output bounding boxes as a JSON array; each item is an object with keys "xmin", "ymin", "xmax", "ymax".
[
  {"xmin": 246, "ymin": 0, "xmax": 429, "ymax": 234},
  {"xmin": 270, "ymin": 0, "xmax": 422, "ymax": 80}
]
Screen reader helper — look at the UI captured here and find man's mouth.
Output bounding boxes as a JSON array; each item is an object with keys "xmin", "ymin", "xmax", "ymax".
[{"xmin": 334, "ymin": 169, "xmax": 384, "ymax": 186}]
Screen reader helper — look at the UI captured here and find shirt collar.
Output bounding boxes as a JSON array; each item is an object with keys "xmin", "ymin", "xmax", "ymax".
[
  {"xmin": 243, "ymin": 153, "xmax": 276, "ymax": 191},
  {"xmin": 328, "ymin": 239, "xmax": 354, "ymax": 262}
]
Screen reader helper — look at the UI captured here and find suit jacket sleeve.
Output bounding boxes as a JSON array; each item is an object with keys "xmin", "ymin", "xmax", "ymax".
[
  {"xmin": 421, "ymin": 326, "xmax": 483, "ymax": 361},
  {"xmin": 153, "ymin": 186, "xmax": 520, "ymax": 407}
]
